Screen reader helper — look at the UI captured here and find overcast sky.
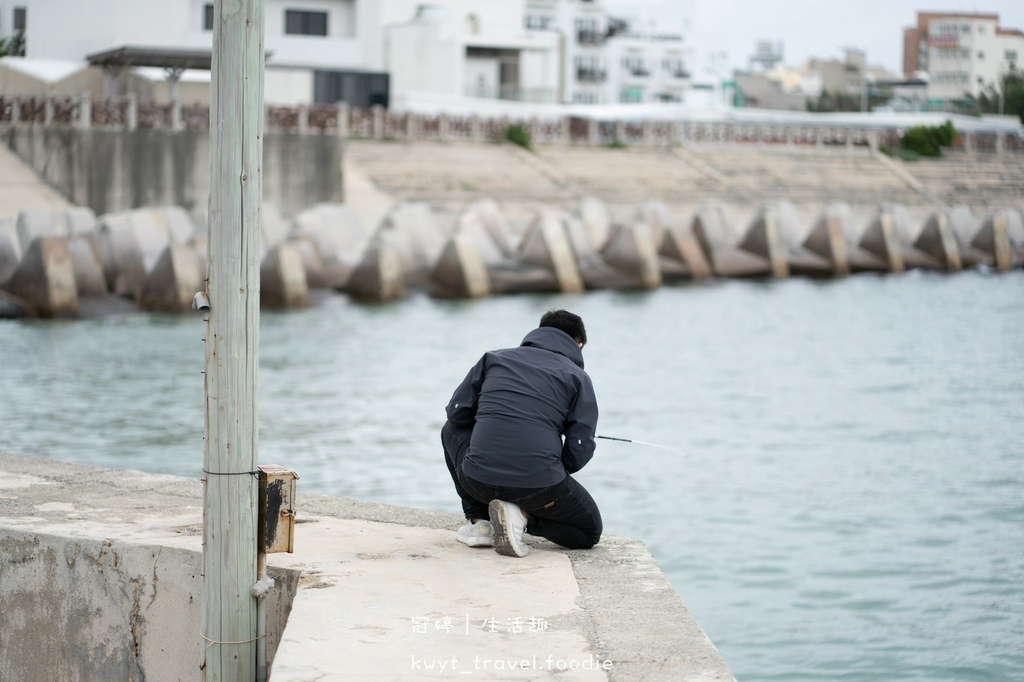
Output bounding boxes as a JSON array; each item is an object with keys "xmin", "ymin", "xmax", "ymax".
[{"xmin": 604, "ymin": 0, "xmax": 1024, "ymax": 75}]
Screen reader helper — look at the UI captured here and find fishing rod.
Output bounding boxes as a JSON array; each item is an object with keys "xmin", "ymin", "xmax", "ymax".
[{"xmin": 597, "ymin": 435, "xmax": 686, "ymax": 457}]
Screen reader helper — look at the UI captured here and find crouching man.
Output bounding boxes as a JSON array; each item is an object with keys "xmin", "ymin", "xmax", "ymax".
[{"xmin": 441, "ymin": 310, "xmax": 602, "ymax": 557}]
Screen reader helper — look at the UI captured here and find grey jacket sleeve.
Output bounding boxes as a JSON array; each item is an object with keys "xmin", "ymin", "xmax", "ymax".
[
  {"xmin": 445, "ymin": 354, "xmax": 487, "ymax": 427},
  {"xmin": 561, "ymin": 372, "xmax": 599, "ymax": 474}
]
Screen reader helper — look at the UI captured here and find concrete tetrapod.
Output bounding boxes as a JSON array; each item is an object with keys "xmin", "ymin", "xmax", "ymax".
[
  {"xmin": 804, "ymin": 203, "xmax": 889, "ymax": 275},
  {"xmin": 600, "ymin": 219, "xmax": 663, "ymax": 289},
  {"xmin": 514, "ymin": 209, "xmax": 585, "ymax": 294},
  {"xmin": 343, "ymin": 236, "xmax": 407, "ymax": 303},
  {"xmin": 2, "ymin": 236, "xmax": 79, "ymax": 317},
  {"xmin": 563, "ymin": 211, "xmax": 637, "ymax": 289},
  {"xmin": 260, "ymin": 243, "xmax": 310, "ymax": 309},
  {"xmin": 971, "ymin": 209, "xmax": 1024, "ymax": 272},
  {"xmin": 376, "ymin": 202, "xmax": 447, "ymax": 287},
  {"xmin": 575, "ymin": 196, "xmax": 613, "ymax": 252},
  {"xmin": 430, "ymin": 232, "xmax": 492, "ymax": 299},
  {"xmin": 138, "ymin": 243, "xmax": 204, "ymax": 314},
  {"xmin": 691, "ymin": 200, "xmax": 772, "ymax": 278},
  {"xmin": 739, "ymin": 200, "xmax": 832, "ymax": 278},
  {"xmin": 290, "ymin": 203, "xmax": 370, "ymax": 289},
  {"xmin": 633, "ymin": 200, "xmax": 712, "ymax": 281},
  {"xmin": 917, "ymin": 206, "xmax": 970, "ymax": 270},
  {"xmin": 0, "ymin": 217, "xmax": 21, "ymax": 284},
  {"xmin": 860, "ymin": 204, "xmax": 941, "ymax": 273}
]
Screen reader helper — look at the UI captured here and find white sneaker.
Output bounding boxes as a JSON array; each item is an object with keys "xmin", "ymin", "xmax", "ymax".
[
  {"xmin": 456, "ymin": 520, "xmax": 493, "ymax": 547},
  {"xmin": 488, "ymin": 499, "xmax": 529, "ymax": 558}
]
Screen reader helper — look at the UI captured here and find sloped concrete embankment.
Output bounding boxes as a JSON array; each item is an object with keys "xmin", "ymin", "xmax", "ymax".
[{"xmin": 0, "ymin": 453, "xmax": 735, "ymax": 681}]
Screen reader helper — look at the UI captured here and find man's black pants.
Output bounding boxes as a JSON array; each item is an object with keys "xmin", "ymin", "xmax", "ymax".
[{"xmin": 441, "ymin": 421, "xmax": 602, "ymax": 550}]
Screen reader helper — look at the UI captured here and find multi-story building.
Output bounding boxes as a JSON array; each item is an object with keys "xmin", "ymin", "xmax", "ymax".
[
  {"xmin": 903, "ymin": 11, "xmax": 1024, "ymax": 105},
  {"xmin": 0, "ymin": 0, "xmax": 694, "ymax": 109}
]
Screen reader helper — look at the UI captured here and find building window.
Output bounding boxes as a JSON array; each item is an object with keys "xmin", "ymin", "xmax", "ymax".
[
  {"xmin": 1005, "ymin": 50, "xmax": 1017, "ymax": 63},
  {"xmin": 12, "ymin": 6, "xmax": 25, "ymax": 31},
  {"xmin": 978, "ymin": 51, "xmax": 985, "ymax": 60},
  {"xmin": 285, "ymin": 10, "xmax": 328, "ymax": 36},
  {"xmin": 203, "ymin": 4, "xmax": 214, "ymax": 30}
]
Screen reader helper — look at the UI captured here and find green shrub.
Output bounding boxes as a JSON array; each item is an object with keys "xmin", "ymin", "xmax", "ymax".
[
  {"xmin": 880, "ymin": 145, "xmax": 921, "ymax": 162},
  {"xmin": 505, "ymin": 124, "xmax": 532, "ymax": 150},
  {"xmin": 606, "ymin": 138, "xmax": 628, "ymax": 149},
  {"xmin": 901, "ymin": 120, "xmax": 956, "ymax": 157}
]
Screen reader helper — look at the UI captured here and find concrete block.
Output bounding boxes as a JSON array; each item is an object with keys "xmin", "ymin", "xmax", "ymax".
[
  {"xmin": 67, "ymin": 235, "xmax": 109, "ymax": 297},
  {"xmin": 576, "ymin": 196, "xmax": 611, "ymax": 251},
  {"xmin": 519, "ymin": 210, "xmax": 585, "ymax": 293},
  {"xmin": 290, "ymin": 237, "xmax": 330, "ymax": 289},
  {"xmin": 2, "ymin": 236, "xmax": 79, "ymax": 318},
  {"xmin": 290, "ymin": 203, "xmax": 370, "ymax": 288},
  {"xmin": 659, "ymin": 222, "xmax": 713, "ymax": 280},
  {"xmin": 64, "ymin": 206, "xmax": 99, "ymax": 237},
  {"xmin": 97, "ymin": 213, "xmax": 148, "ymax": 298},
  {"xmin": 915, "ymin": 211, "xmax": 964, "ymax": 272},
  {"xmin": 0, "ymin": 216, "xmax": 21, "ymax": 285},
  {"xmin": 343, "ymin": 238, "xmax": 406, "ymax": 302},
  {"xmin": 430, "ymin": 233, "xmax": 492, "ymax": 299},
  {"xmin": 860, "ymin": 204, "xmax": 939, "ymax": 272},
  {"xmin": 16, "ymin": 209, "xmax": 68, "ymax": 252},
  {"xmin": 691, "ymin": 201, "xmax": 771, "ymax": 278},
  {"xmin": 464, "ymin": 199, "xmax": 516, "ymax": 258},
  {"xmin": 453, "ymin": 210, "xmax": 510, "ymax": 267},
  {"xmin": 138, "ymin": 243, "xmax": 203, "ymax": 314},
  {"xmin": 972, "ymin": 210, "xmax": 1024, "ymax": 272},
  {"xmin": 261, "ymin": 202, "xmax": 290, "ymax": 258},
  {"xmin": 600, "ymin": 220, "xmax": 662, "ymax": 289},
  {"xmin": 378, "ymin": 202, "xmax": 447, "ymax": 286},
  {"xmin": 261, "ymin": 243, "xmax": 309, "ymax": 309}
]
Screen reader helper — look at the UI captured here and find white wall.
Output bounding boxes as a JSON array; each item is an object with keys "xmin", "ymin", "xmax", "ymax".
[{"xmin": 265, "ymin": 67, "xmax": 314, "ymax": 105}]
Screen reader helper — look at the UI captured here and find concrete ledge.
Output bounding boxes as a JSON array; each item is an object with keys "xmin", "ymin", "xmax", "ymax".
[{"xmin": 0, "ymin": 453, "xmax": 733, "ymax": 681}]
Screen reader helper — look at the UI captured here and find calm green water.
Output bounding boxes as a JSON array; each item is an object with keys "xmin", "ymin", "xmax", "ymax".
[{"xmin": 2, "ymin": 271, "xmax": 1022, "ymax": 681}]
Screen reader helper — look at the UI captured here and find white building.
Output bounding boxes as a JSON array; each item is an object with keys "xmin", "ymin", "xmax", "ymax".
[
  {"xmin": 523, "ymin": 0, "xmax": 693, "ymax": 105},
  {"xmin": 0, "ymin": 0, "xmax": 696, "ymax": 110},
  {"xmin": 904, "ymin": 11, "xmax": 1024, "ymax": 105},
  {"xmin": 385, "ymin": 2, "xmax": 560, "ymax": 105}
]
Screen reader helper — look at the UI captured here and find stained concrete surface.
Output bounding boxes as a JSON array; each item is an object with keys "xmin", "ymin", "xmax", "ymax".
[{"xmin": 0, "ymin": 452, "xmax": 733, "ymax": 681}]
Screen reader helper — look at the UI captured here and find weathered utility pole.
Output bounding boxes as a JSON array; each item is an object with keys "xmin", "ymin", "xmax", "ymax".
[{"xmin": 201, "ymin": 0, "xmax": 265, "ymax": 679}]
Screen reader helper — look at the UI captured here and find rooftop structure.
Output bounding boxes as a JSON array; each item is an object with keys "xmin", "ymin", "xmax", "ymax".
[{"xmin": 903, "ymin": 11, "xmax": 1024, "ymax": 105}]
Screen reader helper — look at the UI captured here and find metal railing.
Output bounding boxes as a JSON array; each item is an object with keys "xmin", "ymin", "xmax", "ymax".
[{"xmin": 1, "ymin": 94, "xmax": 1021, "ymax": 155}]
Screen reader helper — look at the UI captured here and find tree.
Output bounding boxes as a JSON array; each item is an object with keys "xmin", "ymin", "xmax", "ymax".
[
  {"xmin": 978, "ymin": 64, "xmax": 1024, "ymax": 124},
  {"xmin": 0, "ymin": 31, "xmax": 25, "ymax": 57}
]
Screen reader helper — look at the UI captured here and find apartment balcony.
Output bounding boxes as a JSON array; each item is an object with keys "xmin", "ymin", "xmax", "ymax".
[
  {"xmin": 465, "ymin": 85, "xmax": 557, "ymax": 104},
  {"xmin": 576, "ymin": 67, "xmax": 607, "ymax": 83},
  {"xmin": 577, "ymin": 29, "xmax": 605, "ymax": 46},
  {"xmin": 627, "ymin": 65, "xmax": 651, "ymax": 78},
  {"xmin": 670, "ymin": 68, "xmax": 691, "ymax": 79}
]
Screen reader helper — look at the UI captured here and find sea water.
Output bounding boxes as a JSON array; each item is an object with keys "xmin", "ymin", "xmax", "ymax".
[{"xmin": 2, "ymin": 270, "xmax": 1022, "ymax": 681}]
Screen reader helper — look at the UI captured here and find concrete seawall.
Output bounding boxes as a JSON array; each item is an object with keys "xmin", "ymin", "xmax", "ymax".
[
  {"xmin": 0, "ymin": 125, "xmax": 343, "ymax": 221},
  {"xmin": 0, "ymin": 453, "xmax": 734, "ymax": 681}
]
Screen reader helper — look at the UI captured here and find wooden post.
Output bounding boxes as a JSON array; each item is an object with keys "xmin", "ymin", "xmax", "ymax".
[{"xmin": 201, "ymin": 0, "xmax": 264, "ymax": 680}]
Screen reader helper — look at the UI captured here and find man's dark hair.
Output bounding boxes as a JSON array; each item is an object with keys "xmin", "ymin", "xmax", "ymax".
[{"xmin": 539, "ymin": 309, "xmax": 587, "ymax": 346}]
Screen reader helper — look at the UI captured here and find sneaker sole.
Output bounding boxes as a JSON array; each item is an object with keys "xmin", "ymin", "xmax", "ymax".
[
  {"xmin": 488, "ymin": 499, "xmax": 529, "ymax": 558},
  {"xmin": 457, "ymin": 535, "xmax": 494, "ymax": 548}
]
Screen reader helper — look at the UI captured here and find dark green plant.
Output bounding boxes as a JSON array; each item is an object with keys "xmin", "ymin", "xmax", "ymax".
[
  {"xmin": 0, "ymin": 31, "xmax": 25, "ymax": 57},
  {"xmin": 606, "ymin": 138, "xmax": 627, "ymax": 149},
  {"xmin": 880, "ymin": 144, "xmax": 921, "ymax": 162},
  {"xmin": 900, "ymin": 120, "xmax": 956, "ymax": 157},
  {"xmin": 978, "ymin": 64, "xmax": 1024, "ymax": 124},
  {"xmin": 505, "ymin": 124, "xmax": 532, "ymax": 150}
]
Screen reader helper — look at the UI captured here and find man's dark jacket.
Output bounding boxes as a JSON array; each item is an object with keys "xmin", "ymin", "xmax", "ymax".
[{"xmin": 446, "ymin": 326, "xmax": 599, "ymax": 488}]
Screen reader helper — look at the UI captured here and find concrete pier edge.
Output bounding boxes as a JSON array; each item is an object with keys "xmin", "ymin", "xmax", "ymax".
[{"xmin": 0, "ymin": 453, "xmax": 734, "ymax": 681}]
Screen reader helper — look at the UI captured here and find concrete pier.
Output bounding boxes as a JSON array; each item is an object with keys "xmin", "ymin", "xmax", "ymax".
[{"xmin": 0, "ymin": 453, "xmax": 734, "ymax": 682}]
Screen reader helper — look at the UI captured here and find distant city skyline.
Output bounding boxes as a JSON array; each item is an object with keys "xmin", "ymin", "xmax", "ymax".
[{"xmin": 604, "ymin": 0, "xmax": 1024, "ymax": 76}]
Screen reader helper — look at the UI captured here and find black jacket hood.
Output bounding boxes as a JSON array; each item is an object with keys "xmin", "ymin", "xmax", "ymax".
[{"xmin": 520, "ymin": 327, "xmax": 585, "ymax": 369}]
